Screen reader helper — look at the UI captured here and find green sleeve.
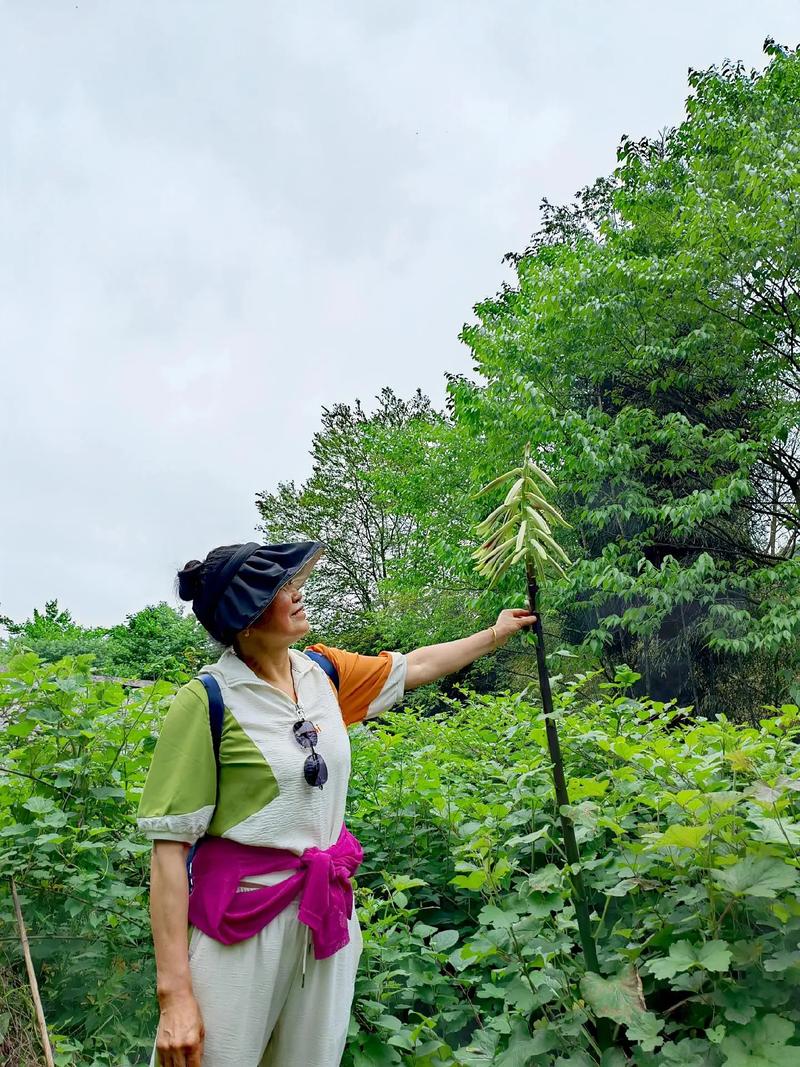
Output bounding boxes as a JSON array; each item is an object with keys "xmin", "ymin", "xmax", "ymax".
[{"xmin": 136, "ymin": 679, "xmax": 217, "ymax": 845}]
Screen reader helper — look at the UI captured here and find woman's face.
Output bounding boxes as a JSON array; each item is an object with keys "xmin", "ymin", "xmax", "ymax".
[{"xmin": 251, "ymin": 579, "xmax": 308, "ymax": 640}]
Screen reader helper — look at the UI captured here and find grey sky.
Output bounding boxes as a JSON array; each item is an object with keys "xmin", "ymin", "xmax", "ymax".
[{"xmin": 2, "ymin": 2, "xmax": 797, "ymax": 627}]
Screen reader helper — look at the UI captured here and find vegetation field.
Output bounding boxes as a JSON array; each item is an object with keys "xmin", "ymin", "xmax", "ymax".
[{"xmin": 1, "ymin": 656, "xmax": 799, "ymax": 1065}]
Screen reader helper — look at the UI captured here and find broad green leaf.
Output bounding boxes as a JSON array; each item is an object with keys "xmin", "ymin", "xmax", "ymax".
[
  {"xmin": 568, "ymin": 777, "xmax": 610, "ymax": 800},
  {"xmin": 411, "ymin": 922, "xmax": 437, "ymax": 939},
  {"xmin": 599, "ymin": 1053, "xmax": 628, "ymax": 1067},
  {"xmin": 22, "ymin": 796, "xmax": 56, "ymax": 814},
  {"xmin": 450, "ymin": 869, "xmax": 486, "ymax": 890},
  {"xmin": 430, "ymin": 929, "xmax": 459, "ymax": 952},
  {"xmin": 719, "ymin": 1013, "xmax": 798, "ymax": 1066},
  {"xmin": 650, "ymin": 824, "xmax": 711, "ymax": 849},
  {"xmin": 697, "ymin": 941, "xmax": 733, "ymax": 972},
  {"xmin": 478, "ymin": 904, "xmax": 520, "ymax": 929},
  {"xmin": 626, "ymin": 1010, "xmax": 664, "ymax": 1052},
  {"xmin": 649, "ymin": 941, "xmax": 698, "ymax": 980},
  {"xmin": 764, "ymin": 951, "xmax": 800, "ymax": 972},
  {"xmin": 711, "ymin": 858, "xmax": 798, "ymax": 898},
  {"xmin": 581, "ymin": 966, "xmax": 646, "ymax": 1026},
  {"xmin": 649, "ymin": 940, "xmax": 731, "ymax": 980}
]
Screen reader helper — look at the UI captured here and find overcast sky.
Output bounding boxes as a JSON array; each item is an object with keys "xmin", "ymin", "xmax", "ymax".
[{"xmin": 2, "ymin": 2, "xmax": 797, "ymax": 627}]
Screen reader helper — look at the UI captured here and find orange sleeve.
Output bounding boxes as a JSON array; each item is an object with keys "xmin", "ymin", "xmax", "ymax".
[{"xmin": 304, "ymin": 643, "xmax": 406, "ymax": 727}]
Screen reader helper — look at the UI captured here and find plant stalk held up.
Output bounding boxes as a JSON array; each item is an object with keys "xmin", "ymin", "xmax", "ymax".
[{"xmin": 472, "ymin": 443, "xmax": 600, "ymax": 975}]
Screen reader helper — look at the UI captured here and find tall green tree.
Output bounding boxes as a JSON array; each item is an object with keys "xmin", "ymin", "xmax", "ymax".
[
  {"xmin": 99, "ymin": 604, "xmax": 216, "ymax": 680},
  {"xmin": 255, "ymin": 387, "xmax": 496, "ymax": 665},
  {"xmin": 453, "ymin": 40, "xmax": 800, "ymax": 713}
]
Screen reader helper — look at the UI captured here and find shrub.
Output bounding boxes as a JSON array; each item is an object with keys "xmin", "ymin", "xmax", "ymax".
[{"xmin": 1, "ymin": 655, "xmax": 798, "ymax": 1064}]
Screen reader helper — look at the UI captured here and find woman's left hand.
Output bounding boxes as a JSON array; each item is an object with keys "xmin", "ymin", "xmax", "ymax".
[{"xmin": 493, "ymin": 607, "xmax": 537, "ymax": 647}]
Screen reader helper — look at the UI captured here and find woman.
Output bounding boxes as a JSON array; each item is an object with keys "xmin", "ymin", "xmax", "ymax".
[{"xmin": 137, "ymin": 540, "xmax": 536, "ymax": 1067}]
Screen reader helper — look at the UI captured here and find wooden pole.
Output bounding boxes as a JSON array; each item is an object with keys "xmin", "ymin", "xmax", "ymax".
[{"xmin": 10, "ymin": 878, "xmax": 55, "ymax": 1067}]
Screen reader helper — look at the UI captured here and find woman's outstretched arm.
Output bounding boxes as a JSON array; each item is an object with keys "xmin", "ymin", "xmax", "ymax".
[{"xmin": 404, "ymin": 608, "xmax": 537, "ymax": 691}]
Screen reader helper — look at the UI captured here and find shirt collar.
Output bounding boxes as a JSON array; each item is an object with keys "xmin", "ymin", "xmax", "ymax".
[{"xmin": 208, "ymin": 647, "xmax": 313, "ymax": 688}]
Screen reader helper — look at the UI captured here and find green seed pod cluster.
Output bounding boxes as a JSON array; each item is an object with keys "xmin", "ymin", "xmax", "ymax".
[{"xmin": 471, "ymin": 443, "xmax": 572, "ymax": 586}]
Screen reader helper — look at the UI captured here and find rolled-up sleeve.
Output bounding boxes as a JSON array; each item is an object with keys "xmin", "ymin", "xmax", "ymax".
[
  {"xmin": 304, "ymin": 644, "xmax": 408, "ymax": 727},
  {"xmin": 136, "ymin": 680, "xmax": 217, "ymax": 844}
]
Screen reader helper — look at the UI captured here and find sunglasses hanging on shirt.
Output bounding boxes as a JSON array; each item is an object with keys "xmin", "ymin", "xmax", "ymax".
[
  {"xmin": 287, "ymin": 661, "xmax": 328, "ymax": 789},
  {"xmin": 292, "ymin": 719, "xmax": 328, "ymax": 789}
]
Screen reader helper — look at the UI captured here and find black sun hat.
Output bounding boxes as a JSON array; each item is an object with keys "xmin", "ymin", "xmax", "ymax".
[{"xmin": 177, "ymin": 540, "xmax": 326, "ymax": 644}]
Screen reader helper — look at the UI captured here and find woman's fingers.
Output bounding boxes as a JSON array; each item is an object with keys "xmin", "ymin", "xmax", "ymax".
[
  {"xmin": 189, "ymin": 1031, "xmax": 205, "ymax": 1067},
  {"xmin": 493, "ymin": 608, "xmax": 537, "ymax": 644},
  {"xmin": 158, "ymin": 1046, "xmax": 200, "ymax": 1067}
]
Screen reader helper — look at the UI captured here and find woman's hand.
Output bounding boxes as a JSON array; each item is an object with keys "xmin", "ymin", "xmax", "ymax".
[
  {"xmin": 156, "ymin": 990, "xmax": 205, "ymax": 1066},
  {"xmin": 493, "ymin": 607, "xmax": 537, "ymax": 647}
]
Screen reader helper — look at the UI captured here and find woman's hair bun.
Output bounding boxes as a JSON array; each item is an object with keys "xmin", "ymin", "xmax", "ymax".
[{"xmin": 177, "ymin": 559, "xmax": 203, "ymax": 601}]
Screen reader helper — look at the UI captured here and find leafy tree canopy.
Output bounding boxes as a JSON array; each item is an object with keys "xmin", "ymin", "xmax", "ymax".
[
  {"xmin": 451, "ymin": 40, "xmax": 800, "ymax": 712},
  {"xmin": 1, "ymin": 601, "xmax": 214, "ymax": 681}
]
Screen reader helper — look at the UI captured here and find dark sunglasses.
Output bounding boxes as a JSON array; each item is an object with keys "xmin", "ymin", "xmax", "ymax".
[{"xmin": 292, "ymin": 719, "xmax": 328, "ymax": 790}]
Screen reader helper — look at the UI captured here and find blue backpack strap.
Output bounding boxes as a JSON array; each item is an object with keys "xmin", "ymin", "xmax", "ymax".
[
  {"xmin": 305, "ymin": 650, "xmax": 340, "ymax": 691},
  {"xmin": 199, "ymin": 673, "xmax": 225, "ymax": 795},
  {"xmin": 186, "ymin": 673, "xmax": 225, "ymax": 890}
]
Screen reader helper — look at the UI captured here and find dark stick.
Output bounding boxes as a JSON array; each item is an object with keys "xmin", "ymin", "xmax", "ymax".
[{"xmin": 526, "ymin": 562, "xmax": 600, "ymax": 975}]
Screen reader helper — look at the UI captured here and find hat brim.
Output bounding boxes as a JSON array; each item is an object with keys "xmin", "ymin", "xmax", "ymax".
[
  {"xmin": 238, "ymin": 542, "xmax": 326, "ymax": 632},
  {"xmin": 284, "ymin": 544, "xmax": 326, "ymax": 591}
]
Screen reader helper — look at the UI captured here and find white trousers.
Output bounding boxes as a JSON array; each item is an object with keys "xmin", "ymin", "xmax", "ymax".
[{"xmin": 150, "ymin": 879, "xmax": 363, "ymax": 1067}]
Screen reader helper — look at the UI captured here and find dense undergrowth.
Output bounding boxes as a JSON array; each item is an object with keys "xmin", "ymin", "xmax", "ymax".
[{"xmin": 1, "ymin": 654, "xmax": 799, "ymax": 1065}]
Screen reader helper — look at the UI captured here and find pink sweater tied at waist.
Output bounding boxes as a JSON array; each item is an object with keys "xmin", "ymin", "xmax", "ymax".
[{"xmin": 187, "ymin": 824, "xmax": 363, "ymax": 959}]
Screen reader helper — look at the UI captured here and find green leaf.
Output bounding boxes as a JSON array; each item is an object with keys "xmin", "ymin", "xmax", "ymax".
[
  {"xmin": 719, "ymin": 1013, "xmax": 798, "ymax": 1066},
  {"xmin": 567, "ymin": 777, "xmax": 610, "ymax": 800},
  {"xmin": 626, "ymin": 1011, "xmax": 664, "ymax": 1052},
  {"xmin": 600, "ymin": 1053, "xmax": 628, "ymax": 1067},
  {"xmin": 411, "ymin": 922, "xmax": 437, "ymax": 939},
  {"xmin": 430, "ymin": 929, "xmax": 459, "ymax": 952},
  {"xmin": 650, "ymin": 824, "xmax": 711, "ymax": 849},
  {"xmin": 649, "ymin": 942, "xmax": 697, "ymax": 981},
  {"xmin": 581, "ymin": 966, "xmax": 646, "ymax": 1026},
  {"xmin": 711, "ymin": 857, "xmax": 799, "ymax": 899},
  {"xmin": 450, "ymin": 869, "xmax": 487, "ymax": 890},
  {"xmin": 90, "ymin": 786, "xmax": 126, "ymax": 799},
  {"xmin": 697, "ymin": 940, "xmax": 733, "ymax": 972},
  {"xmin": 649, "ymin": 940, "xmax": 731, "ymax": 980},
  {"xmin": 496, "ymin": 1019, "xmax": 557, "ymax": 1066},
  {"xmin": 478, "ymin": 904, "xmax": 520, "ymax": 929},
  {"xmin": 353, "ymin": 1034, "xmax": 403, "ymax": 1066},
  {"xmin": 764, "ymin": 951, "xmax": 800, "ymax": 972}
]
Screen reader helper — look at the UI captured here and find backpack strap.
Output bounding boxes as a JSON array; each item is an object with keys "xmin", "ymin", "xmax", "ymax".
[
  {"xmin": 186, "ymin": 673, "xmax": 225, "ymax": 891},
  {"xmin": 305, "ymin": 650, "xmax": 340, "ymax": 691},
  {"xmin": 199, "ymin": 673, "xmax": 225, "ymax": 801}
]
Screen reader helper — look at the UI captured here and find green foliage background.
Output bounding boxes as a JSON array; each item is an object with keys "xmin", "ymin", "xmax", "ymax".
[
  {"xmin": 1, "ymin": 655, "xmax": 799, "ymax": 1065},
  {"xmin": 2, "ymin": 601, "xmax": 217, "ymax": 682}
]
